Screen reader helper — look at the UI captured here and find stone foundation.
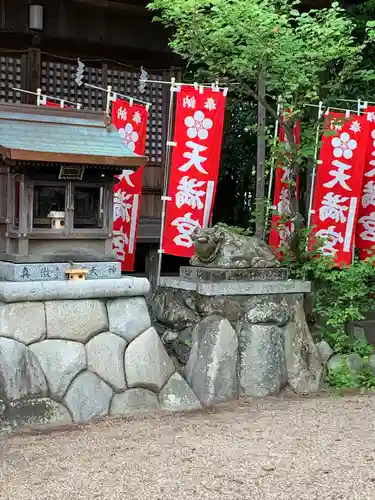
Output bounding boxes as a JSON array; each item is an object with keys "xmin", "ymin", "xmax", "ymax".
[
  {"xmin": 152, "ymin": 277, "xmax": 323, "ymax": 403},
  {"xmin": 0, "ymin": 277, "xmax": 201, "ymax": 433}
]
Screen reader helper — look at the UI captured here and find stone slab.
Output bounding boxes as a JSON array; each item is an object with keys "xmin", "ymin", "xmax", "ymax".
[
  {"xmin": 180, "ymin": 266, "xmax": 289, "ymax": 282},
  {"xmin": 0, "ymin": 277, "xmax": 150, "ymax": 303},
  {"xmin": 30, "ymin": 340, "xmax": 87, "ymax": 399},
  {"xmin": 0, "ymin": 302, "xmax": 46, "ymax": 344},
  {"xmin": 45, "ymin": 300, "xmax": 108, "ymax": 342},
  {"xmin": 107, "ymin": 297, "xmax": 151, "ymax": 342},
  {"xmin": 63, "ymin": 370, "xmax": 113, "ymax": 422},
  {"xmin": 0, "ymin": 337, "xmax": 48, "ymax": 400},
  {"xmin": 110, "ymin": 388, "xmax": 160, "ymax": 416},
  {"xmin": 158, "ymin": 278, "xmax": 311, "ymax": 296},
  {"xmin": 0, "ymin": 260, "xmax": 121, "ymax": 282}
]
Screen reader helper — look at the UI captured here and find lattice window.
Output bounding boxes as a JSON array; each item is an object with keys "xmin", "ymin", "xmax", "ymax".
[
  {"xmin": 0, "ymin": 56, "xmax": 22, "ymax": 103},
  {"xmin": 40, "ymin": 60, "xmax": 104, "ymax": 110},
  {"xmin": 106, "ymin": 69, "xmax": 165, "ymax": 164}
]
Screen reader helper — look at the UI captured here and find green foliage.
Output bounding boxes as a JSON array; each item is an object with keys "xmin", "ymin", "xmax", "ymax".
[
  {"xmin": 326, "ymin": 361, "xmax": 360, "ymax": 389},
  {"xmin": 148, "ymin": 0, "xmax": 372, "ymax": 107}
]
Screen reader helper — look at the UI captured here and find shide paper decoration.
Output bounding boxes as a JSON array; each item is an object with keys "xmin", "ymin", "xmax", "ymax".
[{"xmin": 161, "ymin": 85, "xmax": 227, "ymax": 257}]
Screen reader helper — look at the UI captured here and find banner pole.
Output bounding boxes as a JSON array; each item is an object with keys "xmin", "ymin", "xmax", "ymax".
[
  {"xmin": 307, "ymin": 101, "xmax": 324, "ymax": 228},
  {"xmin": 265, "ymin": 101, "xmax": 282, "ymax": 237},
  {"xmin": 156, "ymin": 77, "xmax": 177, "ymax": 287}
]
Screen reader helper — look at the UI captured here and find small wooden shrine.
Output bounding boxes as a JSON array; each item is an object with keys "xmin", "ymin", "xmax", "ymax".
[{"xmin": 0, "ymin": 103, "xmax": 146, "ymax": 277}]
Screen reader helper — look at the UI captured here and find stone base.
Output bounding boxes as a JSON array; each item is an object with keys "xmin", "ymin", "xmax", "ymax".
[
  {"xmin": 0, "ymin": 277, "xmax": 201, "ymax": 434},
  {"xmin": 152, "ymin": 277, "xmax": 322, "ymax": 402},
  {"xmin": 0, "ymin": 260, "xmax": 121, "ymax": 282},
  {"xmin": 180, "ymin": 266, "xmax": 289, "ymax": 282}
]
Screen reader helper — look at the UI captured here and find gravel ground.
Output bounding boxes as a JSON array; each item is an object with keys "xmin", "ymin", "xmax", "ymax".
[{"xmin": 1, "ymin": 394, "xmax": 375, "ymax": 500}]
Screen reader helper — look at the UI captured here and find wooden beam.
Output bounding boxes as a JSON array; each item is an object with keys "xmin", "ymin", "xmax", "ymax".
[
  {"xmin": 0, "ymin": 148, "xmax": 147, "ymax": 168},
  {"xmin": 72, "ymin": 0, "xmax": 152, "ymax": 16}
]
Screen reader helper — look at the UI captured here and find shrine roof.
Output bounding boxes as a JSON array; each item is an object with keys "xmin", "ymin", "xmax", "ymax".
[{"xmin": 0, "ymin": 103, "xmax": 147, "ymax": 167}]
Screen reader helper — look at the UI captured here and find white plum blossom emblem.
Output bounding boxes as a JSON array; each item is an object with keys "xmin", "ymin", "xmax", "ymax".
[
  {"xmin": 132, "ymin": 111, "xmax": 142, "ymax": 124},
  {"xmin": 331, "ymin": 132, "xmax": 357, "ymax": 160},
  {"xmin": 185, "ymin": 111, "xmax": 213, "ymax": 140},
  {"xmin": 119, "ymin": 123, "xmax": 139, "ymax": 152},
  {"xmin": 367, "ymin": 112, "xmax": 375, "ymax": 123}
]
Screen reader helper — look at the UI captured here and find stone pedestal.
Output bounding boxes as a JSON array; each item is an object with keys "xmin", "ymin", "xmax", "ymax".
[
  {"xmin": 0, "ymin": 277, "xmax": 201, "ymax": 434},
  {"xmin": 152, "ymin": 270, "xmax": 322, "ymax": 404}
]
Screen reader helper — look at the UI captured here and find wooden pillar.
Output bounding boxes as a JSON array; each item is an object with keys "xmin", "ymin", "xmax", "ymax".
[
  {"xmin": 145, "ymin": 244, "xmax": 158, "ymax": 295},
  {"xmin": 26, "ymin": 42, "xmax": 41, "ymax": 103}
]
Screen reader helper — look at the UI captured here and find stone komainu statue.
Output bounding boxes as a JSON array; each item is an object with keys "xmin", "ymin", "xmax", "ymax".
[{"xmin": 190, "ymin": 225, "xmax": 279, "ymax": 268}]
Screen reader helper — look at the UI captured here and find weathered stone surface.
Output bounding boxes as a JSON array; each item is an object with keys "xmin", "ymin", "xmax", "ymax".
[
  {"xmin": 185, "ymin": 315, "xmax": 238, "ymax": 406},
  {"xmin": 30, "ymin": 340, "xmax": 86, "ymax": 399},
  {"xmin": 196, "ymin": 295, "xmax": 246, "ymax": 322},
  {"xmin": 0, "ymin": 302, "xmax": 46, "ymax": 345},
  {"xmin": 107, "ymin": 297, "xmax": 151, "ymax": 342},
  {"xmin": 180, "ymin": 266, "xmax": 289, "ymax": 282},
  {"xmin": 86, "ymin": 332, "xmax": 127, "ymax": 391},
  {"xmin": 0, "ymin": 277, "xmax": 150, "ymax": 303},
  {"xmin": 316, "ymin": 340, "xmax": 334, "ymax": 364},
  {"xmin": 152, "ymin": 288, "xmax": 198, "ymax": 331},
  {"xmin": 238, "ymin": 324, "xmax": 287, "ymax": 397},
  {"xmin": 189, "ymin": 225, "xmax": 279, "ymax": 268},
  {"xmin": 0, "ymin": 337, "xmax": 47, "ymax": 400},
  {"xmin": 158, "ymin": 278, "xmax": 311, "ymax": 296},
  {"xmin": 64, "ymin": 371, "xmax": 113, "ymax": 422},
  {"xmin": 246, "ymin": 301, "xmax": 289, "ymax": 326},
  {"xmin": 110, "ymin": 388, "xmax": 160, "ymax": 416},
  {"xmin": 327, "ymin": 353, "xmax": 363, "ymax": 374},
  {"xmin": 125, "ymin": 327, "xmax": 175, "ymax": 392},
  {"xmin": 368, "ymin": 354, "xmax": 375, "ymax": 376},
  {"xmin": 46, "ymin": 300, "xmax": 108, "ymax": 342},
  {"xmin": 0, "ymin": 398, "xmax": 71, "ymax": 432},
  {"xmin": 159, "ymin": 373, "xmax": 201, "ymax": 411},
  {"xmin": 284, "ymin": 299, "xmax": 323, "ymax": 394},
  {"xmin": 0, "ymin": 260, "xmax": 121, "ymax": 282}
]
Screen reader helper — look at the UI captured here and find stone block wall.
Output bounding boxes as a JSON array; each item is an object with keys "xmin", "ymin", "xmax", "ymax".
[{"xmin": 0, "ymin": 278, "xmax": 201, "ymax": 432}]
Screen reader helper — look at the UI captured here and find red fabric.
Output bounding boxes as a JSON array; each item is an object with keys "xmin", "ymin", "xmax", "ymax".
[
  {"xmin": 354, "ymin": 107, "xmax": 375, "ymax": 260},
  {"xmin": 162, "ymin": 86, "xmax": 226, "ymax": 257},
  {"xmin": 45, "ymin": 100, "xmax": 72, "ymax": 108},
  {"xmin": 268, "ymin": 111, "xmax": 301, "ymax": 252},
  {"xmin": 111, "ymin": 99, "xmax": 148, "ymax": 271},
  {"xmin": 309, "ymin": 112, "xmax": 370, "ymax": 266}
]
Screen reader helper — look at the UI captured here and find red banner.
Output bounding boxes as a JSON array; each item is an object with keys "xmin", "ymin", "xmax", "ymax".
[
  {"xmin": 355, "ymin": 107, "xmax": 375, "ymax": 260},
  {"xmin": 162, "ymin": 86, "xmax": 226, "ymax": 257},
  {"xmin": 309, "ymin": 112, "xmax": 370, "ymax": 266},
  {"xmin": 269, "ymin": 112, "xmax": 300, "ymax": 251},
  {"xmin": 111, "ymin": 99, "xmax": 148, "ymax": 271}
]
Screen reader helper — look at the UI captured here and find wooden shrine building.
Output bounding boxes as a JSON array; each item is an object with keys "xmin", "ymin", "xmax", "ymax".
[{"xmin": 0, "ymin": 0, "xmax": 180, "ymax": 276}]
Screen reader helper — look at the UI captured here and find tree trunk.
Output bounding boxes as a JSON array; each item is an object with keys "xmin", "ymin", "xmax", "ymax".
[{"xmin": 255, "ymin": 66, "xmax": 266, "ymax": 239}]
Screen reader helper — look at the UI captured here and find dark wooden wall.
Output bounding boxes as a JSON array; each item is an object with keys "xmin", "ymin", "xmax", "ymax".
[{"xmin": 0, "ymin": 0, "xmax": 180, "ymax": 240}]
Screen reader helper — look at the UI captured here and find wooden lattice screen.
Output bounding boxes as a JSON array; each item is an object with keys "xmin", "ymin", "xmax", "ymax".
[
  {"xmin": 106, "ymin": 69, "xmax": 165, "ymax": 164},
  {"xmin": 40, "ymin": 59, "xmax": 167, "ymax": 165},
  {"xmin": 40, "ymin": 60, "xmax": 104, "ymax": 111},
  {"xmin": 0, "ymin": 56, "xmax": 23, "ymax": 103}
]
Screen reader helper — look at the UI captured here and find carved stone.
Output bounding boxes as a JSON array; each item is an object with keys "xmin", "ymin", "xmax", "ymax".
[
  {"xmin": 180, "ymin": 266, "xmax": 289, "ymax": 282},
  {"xmin": 190, "ymin": 225, "xmax": 279, "ymax": 269}
]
